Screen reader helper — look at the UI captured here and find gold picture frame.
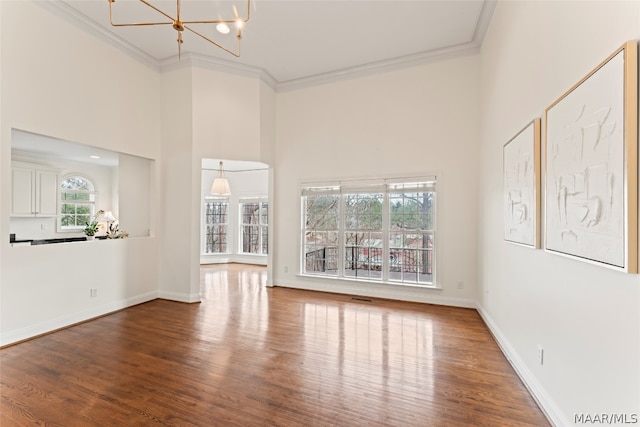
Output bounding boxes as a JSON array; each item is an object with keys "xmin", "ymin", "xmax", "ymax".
[
  {"xmin": 504, "ymin": 119, "xmax": 541, "ymax": 248},
  {"xmin": 544, "ymin": 41, "xmax": 638, "ymax": 273}
]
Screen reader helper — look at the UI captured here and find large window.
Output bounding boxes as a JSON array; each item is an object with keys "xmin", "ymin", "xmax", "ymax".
[
  {"xmin": 204, "ymin": 198, "xmax": 229, "ymax": 253},
  {"xmin": 60, "ymin": 176, "xmax": 96, "ymax": 230},
  {"xmin": 302, "ymin": 178, "xmax": 436, "ymax": 286},
  {"xmin": 239, "ymin": 200, "xmax": 268, "ymax": 255}
]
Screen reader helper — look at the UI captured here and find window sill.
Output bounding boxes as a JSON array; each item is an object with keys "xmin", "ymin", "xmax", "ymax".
[{"xmin": 296, "ymin": 273, "xmax": 442, "ymax": 290}]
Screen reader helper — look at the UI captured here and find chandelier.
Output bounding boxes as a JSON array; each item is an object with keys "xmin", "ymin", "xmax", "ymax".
[{"xmin": 107, "ymin": 0, "xmax": 251, "ymax": 59}]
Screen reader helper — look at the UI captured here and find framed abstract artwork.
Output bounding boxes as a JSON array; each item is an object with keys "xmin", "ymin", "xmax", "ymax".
[
  {"xmin": 544, "ymin": 41, "xmax": 638, "ymax": 273},
  {"xmin": 504, "ymin": 119, "xmax": 541, "ymax": 247}
]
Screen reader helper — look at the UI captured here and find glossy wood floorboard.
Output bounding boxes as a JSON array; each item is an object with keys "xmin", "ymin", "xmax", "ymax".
[{"xmin": 1, "ymin": 264, "xmax": 549, "ymax": 426}]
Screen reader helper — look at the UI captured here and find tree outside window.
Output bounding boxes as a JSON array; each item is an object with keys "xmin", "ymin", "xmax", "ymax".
[
  {"xmin": 240, "ymin": 200, "xmax": 268, "ymax": 255},
  {"xmin": 344, "ymin": 193, "xmax": 384, "ymax": 280},
  {"xmin": 303, "ymin": 193, "xmax": 340, "ymax": 276},
  {"xmin": 388, "ymin": 191, "xmax": 434, "ymax": 284},
  {"xmin": 302, "ymin": 179, "xmax": 436, "ymax": 286},
  {"xmin": 205, "ymin": 199, "xmax": 228, "ymax": 253}
]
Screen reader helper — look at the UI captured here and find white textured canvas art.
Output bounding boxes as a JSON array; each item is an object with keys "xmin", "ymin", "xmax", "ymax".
[
  {"xmin": 545, "ymin": 49, "xmax": 629, "ymax": 268},
  {"xmin": 504, "ymin": 120, "xmax": 540, "ymax": 247}
]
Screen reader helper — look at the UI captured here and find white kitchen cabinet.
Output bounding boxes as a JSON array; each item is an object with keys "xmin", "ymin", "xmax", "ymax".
[{"xmin": 11, "ymin": 162, "xmax": 59, "ymax": 217}]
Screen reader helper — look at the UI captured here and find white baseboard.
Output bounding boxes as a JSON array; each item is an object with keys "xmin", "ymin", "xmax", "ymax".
[
  {"xmin": 200, "ymin": 255, "xmax": 267, "ymax": 266},
  {"xmin": 0, "ymin": 291, "xmax": 158, "ymax": 347},
  {"xmin": 476, "ymin": 304, "xmax": 568, "ymax": 427},
  {"xmin": 275, "ymin": 278, "xmax": 475, "ymax": 308},
  {"xmin": 157, "ymin": 290, "xmax": 201, "ymax": 303}
]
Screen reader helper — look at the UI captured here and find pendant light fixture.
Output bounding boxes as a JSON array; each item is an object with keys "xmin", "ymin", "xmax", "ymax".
[
  {"xmin": 107, "ymin": 0, "xmax": 251, "ymax": 59},
  {"xmin": 211, "ymin": 161, "xmax": 231, "ymax": 195}
]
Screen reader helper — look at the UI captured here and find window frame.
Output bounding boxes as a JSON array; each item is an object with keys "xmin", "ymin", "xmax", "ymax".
[
  {"xmin": 302, "ymin": 190, "xmax": 341, "ymax": 277},
  {"xmin": 58, "ymin": 175, "xmax": 97, "ymax": 232},
  {"xmin": 203, "ymin": 197, "xmax": 230, "ymax": 255},
  {"xmin": 301, "ymin": 177, "xmax": 437, "ymax": 287},
  {"xmin": 238, "ymin": 198, "xmax": 269, "ymax": 256}
]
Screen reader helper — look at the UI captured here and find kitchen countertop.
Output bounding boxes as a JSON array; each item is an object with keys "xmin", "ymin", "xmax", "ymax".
[
  {"xmin": 10, "ymin": 237, "xmax": 88, "ymax": 245},
  {"xmin": 30, "ymin": 237, "xmax": 88, "ymax": 245},
  {"xmin": 11, "ymin": 238, "xmax": 34, "ymax": 243}
]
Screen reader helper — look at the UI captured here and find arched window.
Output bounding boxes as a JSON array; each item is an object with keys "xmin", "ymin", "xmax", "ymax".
[{"xmin": 60, "ymin": 176, "xmax": 96, "ymax": 230}]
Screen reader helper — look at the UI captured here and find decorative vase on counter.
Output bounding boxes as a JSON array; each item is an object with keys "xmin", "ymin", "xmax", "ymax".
[{"xmin": 86, "ymin": 235, "xmax": 95, "ymax": 241}]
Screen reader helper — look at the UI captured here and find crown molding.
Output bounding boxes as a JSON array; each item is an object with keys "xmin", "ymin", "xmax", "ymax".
[
  {"xmin": 275, "ymin": 0, "xmax": 496, "ymax": 92},
  {"xmin": 34, "ymin": 0, "xmax": 162, "ymax": 72},
  {"xmin": 275, "ymin": 42, "xmax": 481, "ymax": 93},
  {"xmin": 161, "ymin": 53, "xmax": 278, "ymax": 90},
  {"xmin": 473, "ymin": 0, "xmax": 498, "ymax": 46},
  {"xmin": 36, "ymin": 0, "xmax": 496, "ymax": 93}
]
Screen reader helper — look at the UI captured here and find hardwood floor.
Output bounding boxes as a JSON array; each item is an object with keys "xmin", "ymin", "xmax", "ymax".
[{"xmin": 1, "ymin": 264, "xmax": 549, "ymax": 426}]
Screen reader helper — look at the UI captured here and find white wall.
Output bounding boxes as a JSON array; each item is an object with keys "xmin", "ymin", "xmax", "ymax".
[
  {"xmin": 157, "ymin": 66, "xmax": 199, "ymax": 302},
  {"xmin": 192, "ymin": 67, "xmax": 263, "ymax": 162},
  {"xmin": 1, "ymin": 4, "xmax": 160, "ymax": 158},
  {"xmin": 259, "ymin": 81, "xmax": 276, "ymax": 285},
  {"xmin": 0, "ymin": 1, "xmax": 161, "ymax": 345},
  {"xmin": 119, "ymin": 153, "xmax": 153, "ymax": 238},
  {"xmin": 259, "ymin": 81, "xmax": 277, "ymax": 167},
  {"xmin": 274, "ymin": 55, "xmax": 480, "ymax": 307},
  {"xmin": 478, "ymin": 1, "xmax": 640, "ymax": 425}
]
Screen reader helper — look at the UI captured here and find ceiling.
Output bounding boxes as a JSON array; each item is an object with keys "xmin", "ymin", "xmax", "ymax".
[
  {"xmin": 12, "ymin": 130, "xmax": 120, "ymax": 167},
  {"xmin": 55, "ymin": 0, "xmax": 495, "ymax": 88}
]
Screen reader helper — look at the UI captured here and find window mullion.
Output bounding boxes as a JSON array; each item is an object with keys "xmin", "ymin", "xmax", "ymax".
[
  {"xmin": 382, "ymin": 193, "xmax": 390, "ymax": 282},
  {"xmin": 256, "ymin": 204, "xmax": 260, "ymax": 254},
  {"xmin": 262, "ymin": 202, "xmax": 269, "ymax": 255},
  {"xmin": 258, "ymin": 204, "xmax": 263, "ymax": 255},
  {"xmin": 337, "ymin": 193, "xmax": 345, "ymax": 278}
]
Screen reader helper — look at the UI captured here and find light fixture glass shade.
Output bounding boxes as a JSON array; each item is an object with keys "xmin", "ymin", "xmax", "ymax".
[
  {"xmin": 102, "ymin": 211, "xmax": 117, "ymax": 222},
  {"xmin": 211, "ymin": 161, "xmax": 231, "ymax": 195},
  {"xmin": 211, "ymin": 177, "xmax": 231, "ymax": 195}
]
